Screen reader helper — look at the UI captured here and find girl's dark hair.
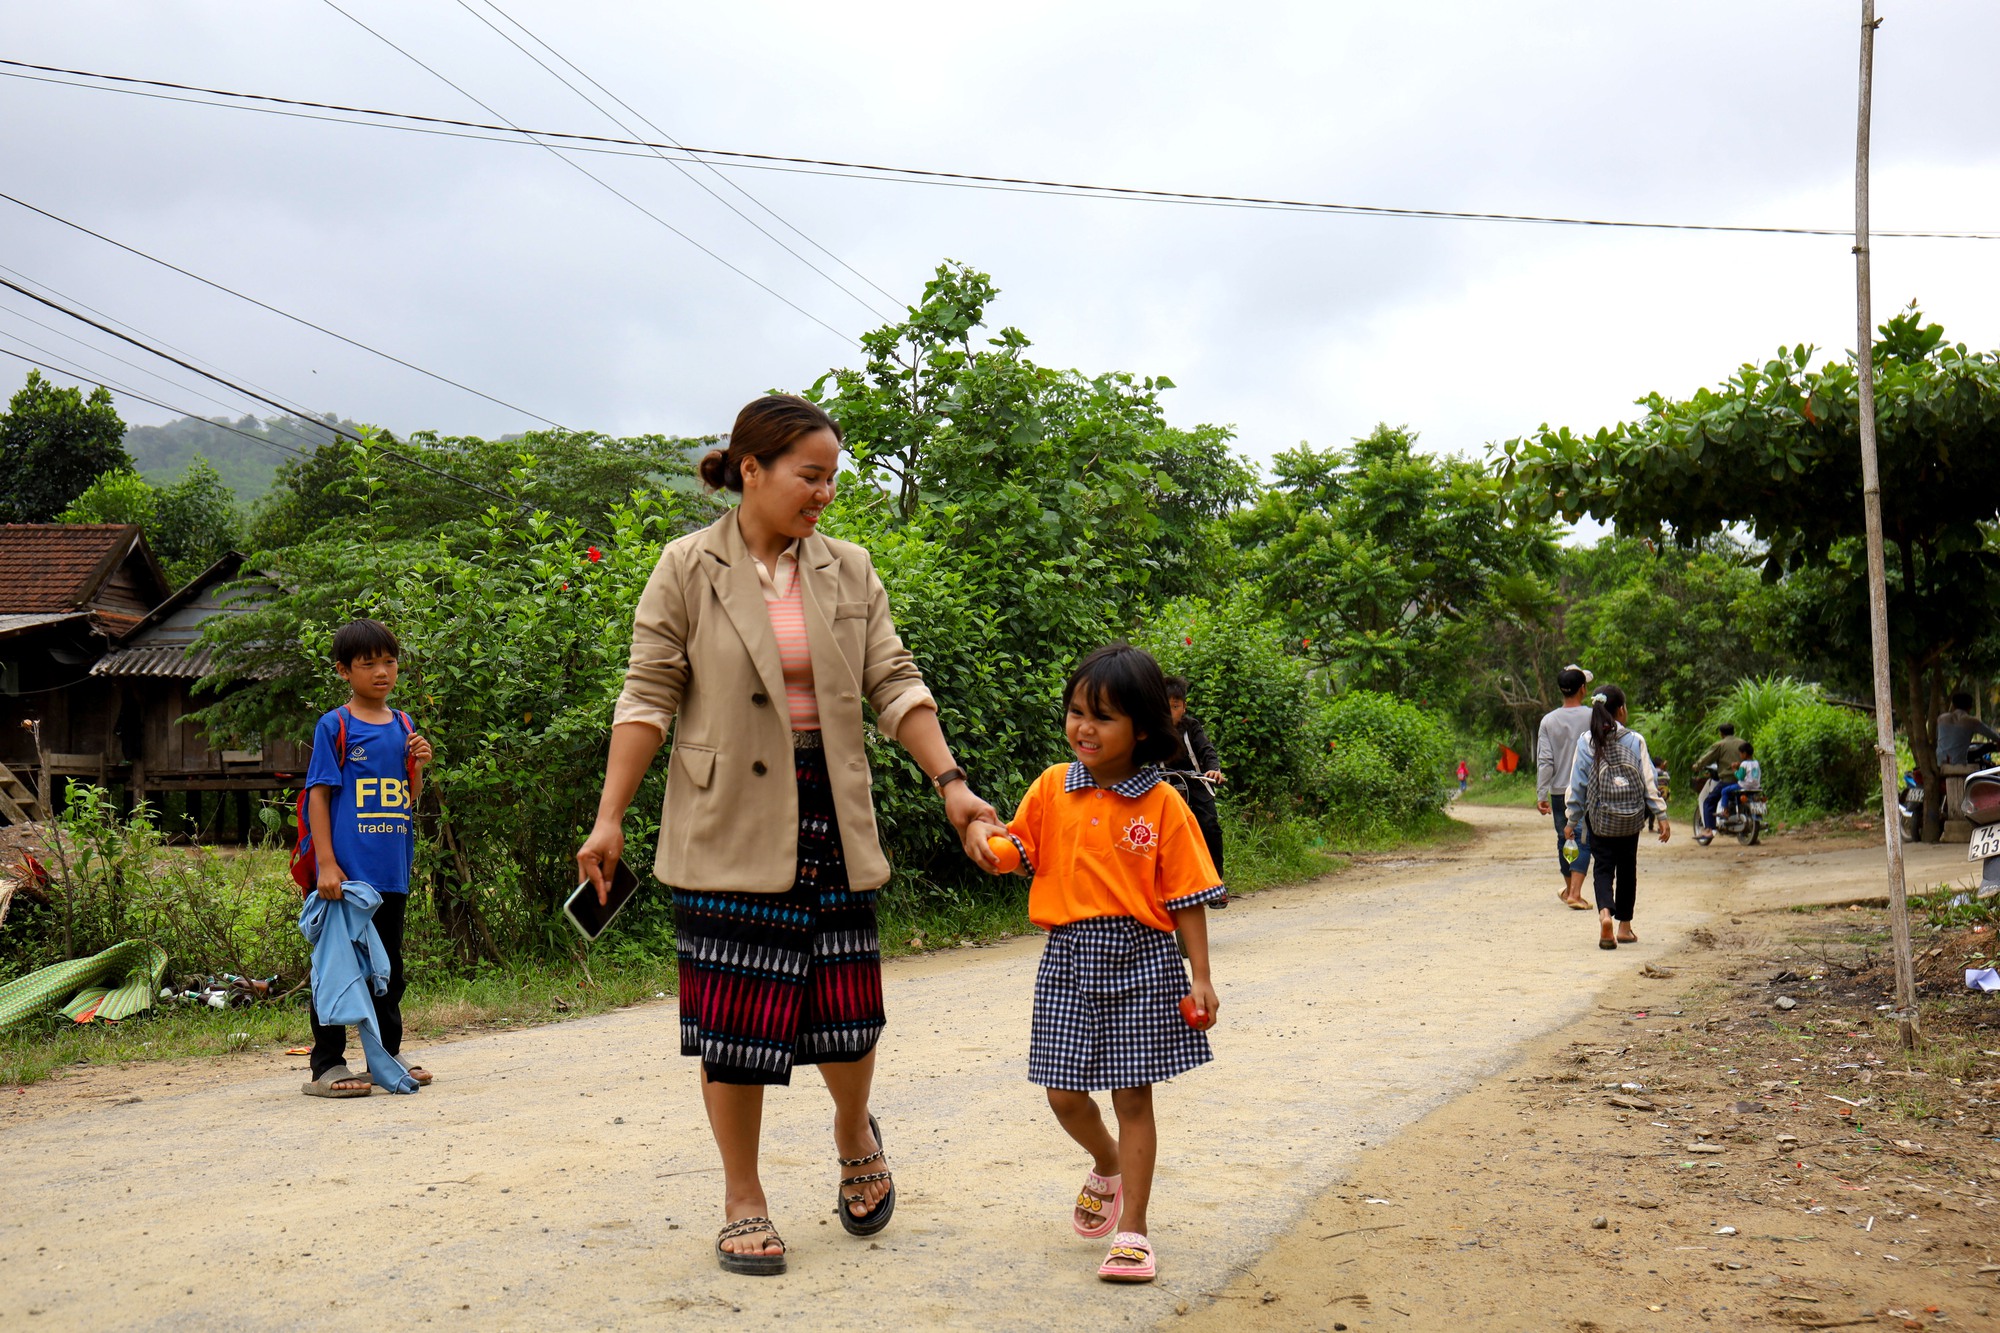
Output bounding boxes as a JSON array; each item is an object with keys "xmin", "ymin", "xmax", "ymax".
[
  {"xmin": 1589, "ymin": 683, "xmax": 1628, "ymax": 762},
  {"xmin": 332, "ymin": 617, "xmax": 399, "ymax": 666},
  {"xmin": 1065, "ymin": 643, "xmax": 1177, "ymax": 767},
  {"xmin": 699, "ymin": 393, "xmax": 842, "ymax": 492}
]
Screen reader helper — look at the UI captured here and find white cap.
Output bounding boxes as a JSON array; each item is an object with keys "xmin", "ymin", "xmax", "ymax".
[{"xmin": 1563, "ymin": 662, "xmax": 1594, "ymax": 684}]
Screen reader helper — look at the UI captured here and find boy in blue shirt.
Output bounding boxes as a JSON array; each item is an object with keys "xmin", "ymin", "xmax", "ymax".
[{"xmin": 303, "ymin": 619, "xmax": 434, "ymax": 1096}]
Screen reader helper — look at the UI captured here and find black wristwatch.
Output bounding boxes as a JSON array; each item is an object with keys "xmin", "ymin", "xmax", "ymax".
[{"xmin": 930, "ymin": 766, "xmax": 967, "ymax": 793}]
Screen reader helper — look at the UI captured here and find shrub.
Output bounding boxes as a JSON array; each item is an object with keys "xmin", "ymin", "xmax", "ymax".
[
  {"xmin": 1138, "ymin": 591, "xmax": 1330, "ymax": 814},
  {"xmin": 1319, "ymin": 690, "xmax": 1453, "ymax": 836},
  {"xmin": 1707, "ymin": 675, "xmax": 1824, "ymax": 745},
  {"xmin": 1758, "ymin": 699, "xmax": 1875, "ymax": 819}
]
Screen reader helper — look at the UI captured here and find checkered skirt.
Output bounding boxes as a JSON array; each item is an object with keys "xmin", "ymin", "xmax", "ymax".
[
  {"xmin": 1029, "ymin": 915, "xmax": 1211, "ymax": 1091},
  {"xmin": 671, "ymin": 742, "xmax": 883, "ymax": 1086}
]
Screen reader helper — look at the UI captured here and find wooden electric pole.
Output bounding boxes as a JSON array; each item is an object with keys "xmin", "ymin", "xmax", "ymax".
[{"xmin": 1852, "ymin": 0, "xmax": 1921, "ymax": 1049}]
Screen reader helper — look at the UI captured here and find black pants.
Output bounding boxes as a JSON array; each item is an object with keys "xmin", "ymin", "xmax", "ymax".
[
  {"xmin": 1184, "ymin": 782, "xmax": 1225, "ymax": 877},
  {"xmin": 1591, "ymin": 832, "xmax": 1640, "ymax": 922},
  {"xmin": 309, "ymin": 890, "xmax": 407, "ymax": 1079}
]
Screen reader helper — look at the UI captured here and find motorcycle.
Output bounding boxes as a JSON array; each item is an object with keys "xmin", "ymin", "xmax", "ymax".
[
  {"xmin": 1698, "ymin": 763, "xmax": 1768, "ymax": 846},
  {"xmin": 1964, "ymin": 766, "xmax": 2000, "ymax": 897}
]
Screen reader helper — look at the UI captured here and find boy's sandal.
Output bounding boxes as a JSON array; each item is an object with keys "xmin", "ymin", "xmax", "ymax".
[
  {"xmin": 715, "ymin": 1217, "xmax": 787, "ymax": 1276},
  {"xmin": 836, "ymin": 1113, "xmax": 896, "ymax": 1237},
  {"xmin": 1072, "ymin": 1170, "xmax": 1123, "ymax": 1239},
  {"xmin": 1098, "ymin": 1231, "xmax": 1156, "ymax": 1282},
  {"xmin": 302, "ymin": 1064, "xmax": 371, "ymax": 1098}
]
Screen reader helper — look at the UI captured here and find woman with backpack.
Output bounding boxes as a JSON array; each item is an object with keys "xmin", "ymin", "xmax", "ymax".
[{"xmin": 1562, "ymin": 685, "xmax": 1670, "ymax": 950}]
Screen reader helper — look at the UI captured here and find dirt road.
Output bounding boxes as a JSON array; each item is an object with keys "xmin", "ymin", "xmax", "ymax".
[{"xmin": 0, "ymin": 805, "xmax": 1967, "ymax": 1330}]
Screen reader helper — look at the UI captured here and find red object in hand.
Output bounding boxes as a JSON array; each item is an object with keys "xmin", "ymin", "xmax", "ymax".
[
  {"xmin": 1179, "ymin": 995, "xmax": 1214, "ymax": 1031},
  {"xmin": 987, "ymin": 835, "xmax": 1021, "ymax": 873}
]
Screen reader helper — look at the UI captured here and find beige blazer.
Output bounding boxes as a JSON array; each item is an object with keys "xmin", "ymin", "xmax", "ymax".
[{"xmin": 613, "ymin": 511, "xmax": 934, "ymax": 893}]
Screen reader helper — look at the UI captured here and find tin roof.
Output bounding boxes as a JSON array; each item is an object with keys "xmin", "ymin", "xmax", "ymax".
[
  {"xmin": 0, "ymin": 611, "xmax": 91, "ymax": 640},
  {"xmin": 91, "ymin": 644, "xmax": 216, "ymax": 679}
]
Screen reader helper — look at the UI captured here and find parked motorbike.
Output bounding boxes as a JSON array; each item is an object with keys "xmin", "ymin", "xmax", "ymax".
[
  {"xmin": 1963, "ymin": 766, "xmax": 2000, "ymax": 896},
  {"xmin": 1698, "ymin": 764, "xmax": 1768, "ymax": 846}
]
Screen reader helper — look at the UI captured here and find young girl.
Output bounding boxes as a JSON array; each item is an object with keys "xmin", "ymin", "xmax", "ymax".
[
  {"xmin": 1563, "ymin": 684, "xmax": 1670, "ymax": 949},
  {"xmin": 968, "ymin": 643, "xmax": 1224, "ymax": 1284}
]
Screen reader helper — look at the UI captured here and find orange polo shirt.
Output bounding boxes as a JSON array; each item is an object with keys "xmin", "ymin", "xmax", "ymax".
[{"xmin": 1007, "ymin": 763, "xmax": 1225, "ymax": 932}]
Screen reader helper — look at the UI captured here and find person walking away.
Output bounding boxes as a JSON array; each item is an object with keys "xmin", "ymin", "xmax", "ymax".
[
  {"xmin": 1937, "ymin": 691, "xmax": 2000, "ymax": 766},
  {"xmin": 301, "ymin": 618, "xmax": 435, "ymax": 1097},
  {"xmin": 1455, "ymin": 759, "xmax": 1470, "ymax": 795},
  {"xmin": 576, "ymin": 395, "xmax": 997, "ymax": 1276},
  {"xmin": 1565, "ymin": 684, "xmax": 1670, "ymax": 950},
  {"xmin": 968, "ymin": 644, "xmax": 1223, "ymax": 1285},
  {"xmin": 1691, "ymin": 723, "xmax": 1749, "ymax": 846},
  {"xmin": 1535, "ymin": 664, "xmax": 1595, "ymax": 909},
  {"xmin": 1162, "ymin": 677, "xmax": 1227, "ymax": 906}
]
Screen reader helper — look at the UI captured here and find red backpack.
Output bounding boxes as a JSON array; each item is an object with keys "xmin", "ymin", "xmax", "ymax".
[{"xmin": 290, "ymin": 705, "xmax": 417, "ymax": 893}]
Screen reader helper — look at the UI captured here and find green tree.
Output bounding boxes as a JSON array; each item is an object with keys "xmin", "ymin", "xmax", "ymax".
[
  {"xmin": 1228, "ymin": 425, "xmax": 1558, "ymax": 699},
  {"xmin": 0, "ymin": 371, "xmax": 130, "ymax": 521},
  {"xmin": 1502, "ymin": 309, "xmax": 2000, "ymax": 836},
  {"xmin": 62, "ymin": 458, "xmax": 244, "ymax": 585}
]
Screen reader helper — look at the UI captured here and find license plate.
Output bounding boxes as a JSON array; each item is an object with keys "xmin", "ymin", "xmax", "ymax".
[{"xmin": 1969, "ymin": 823, "xmax": 2000, "ymax": 862}]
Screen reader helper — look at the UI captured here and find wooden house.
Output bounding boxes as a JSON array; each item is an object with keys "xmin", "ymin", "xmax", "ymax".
[{"xmin": 0, "ymin": 524, "xmax": 171, "ymax": 820}]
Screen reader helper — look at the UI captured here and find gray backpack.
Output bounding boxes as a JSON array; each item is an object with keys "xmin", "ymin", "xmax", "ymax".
[{"xmin": 1587, "ymin": 727, "xmax": 1649, "ymax": 837}]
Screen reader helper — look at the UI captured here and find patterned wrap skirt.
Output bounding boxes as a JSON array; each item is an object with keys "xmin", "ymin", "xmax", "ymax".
[
  {"xmin": 1029, "ymin": 915, "xmax": 1212, "ymax": 1092},
  {"xmin": 672, "ymin": 738, "xmax": 884, "ymax": 1086}
]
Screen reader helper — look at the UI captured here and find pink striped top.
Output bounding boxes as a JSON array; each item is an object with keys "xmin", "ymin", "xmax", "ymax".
[{"xmin": 765, "ymin": 565, "xmax": 819, "ymax": 731}]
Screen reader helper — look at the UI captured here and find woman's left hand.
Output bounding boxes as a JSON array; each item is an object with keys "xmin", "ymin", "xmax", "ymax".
[
  {"xmin": 942, "ymin": 781, "xmax": 996, "ymax": 836},
  {"xmin": 1657, "ymin": 817, "xmax": 1672, "ymax": 845}
]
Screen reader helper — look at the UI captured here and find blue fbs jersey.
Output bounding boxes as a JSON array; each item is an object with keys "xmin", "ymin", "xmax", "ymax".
[{"xmin": 305, "ymin": 707, "xmax": 416, "ymax": 894}]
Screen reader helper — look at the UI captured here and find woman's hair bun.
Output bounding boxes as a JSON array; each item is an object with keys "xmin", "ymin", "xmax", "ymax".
[{"xmin": 697, "ymin": 448, "xmax": 735, "ymax": 491}]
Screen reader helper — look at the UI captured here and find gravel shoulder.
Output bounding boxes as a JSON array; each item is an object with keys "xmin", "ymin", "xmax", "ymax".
[{"xmin": 0, "ymin": 806, "xmax": 1973, "ymax": 1330}]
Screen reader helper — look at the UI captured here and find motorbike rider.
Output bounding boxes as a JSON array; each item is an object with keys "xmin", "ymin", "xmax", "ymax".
[
  {"xmin": 1163, "ymin": 676, "xmax": 1228, "ymax": 906},
  {"xmin": 1691, "ymin": 723, "xmax": 1749, "ymax": 847},
  {"xmin": 1535, "ymin": 664, "xmax": 1595, "ymax": 909},
  {"xmin": 1710, "ymin": 741, "xmax": 1759, "ymax": 826},
  {"xmin": 1937, "ymin": 691, "xmax": 2000, "ymax": 767}
]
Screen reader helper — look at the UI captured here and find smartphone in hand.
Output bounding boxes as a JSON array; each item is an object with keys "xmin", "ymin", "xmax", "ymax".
[{"xmin": 563, "ymin": 859, "xmax": 641, "ymax": 941}]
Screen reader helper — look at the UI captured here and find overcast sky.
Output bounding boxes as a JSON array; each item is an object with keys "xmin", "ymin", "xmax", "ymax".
[{"xmin": 3, "ymin": 1, "xmax": 1997, "ymax": 476}]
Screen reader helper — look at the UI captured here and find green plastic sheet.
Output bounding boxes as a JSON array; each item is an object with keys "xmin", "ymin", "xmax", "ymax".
[{"xmin": 0, "ymin": 941, "xmax": 169, "ymax": 1031}]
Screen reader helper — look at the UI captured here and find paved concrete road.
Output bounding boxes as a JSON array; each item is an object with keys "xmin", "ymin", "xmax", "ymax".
[{"xmin": 0, "ymin": 806, "xmax": 1967, "ymax": 1330}]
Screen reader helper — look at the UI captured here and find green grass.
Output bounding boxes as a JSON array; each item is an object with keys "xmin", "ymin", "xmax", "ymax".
[{"xmin": 1457, "ymin": 770, "xmax": 1541, "ymax": 807}]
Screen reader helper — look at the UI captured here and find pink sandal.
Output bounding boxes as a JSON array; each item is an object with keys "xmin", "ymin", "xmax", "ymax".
[
  {"xmin": 1072, "ymin": 1170, "xmax": 1122, "ymax": 1239},
  {"xmin": 1098, "ymin": 1231, "xmax": 1155, "ymax": 1282}
]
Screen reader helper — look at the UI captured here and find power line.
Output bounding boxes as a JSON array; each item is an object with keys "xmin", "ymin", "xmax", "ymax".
[
  {"xmin": 0, "ymin": 273, "xmax": 550, "ymax": 518},
  {"xmin": 315, "ymin": 3, "xmax": 861, "ymax": 345},
  {"xmin": 6, "ymin": 57, "xmax": 1997, "ymax": 242},
  {"xmin": 0, "ymin": 190, "xmax": 569, "ymax": 430},
  {"xmin": 455, "ymin": 0, "xmax": 902, "ymax": 321}
]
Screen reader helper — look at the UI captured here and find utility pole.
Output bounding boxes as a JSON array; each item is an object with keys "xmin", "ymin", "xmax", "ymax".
[{"xmin": 1852, "ymin": 0, "xmax": 1920, "ymax": 1050}]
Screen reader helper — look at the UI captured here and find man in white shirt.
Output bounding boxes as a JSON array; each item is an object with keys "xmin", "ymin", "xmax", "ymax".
[{"xmin": 1536, "ymin": 664, "xmax": 1594, "ymax": 909}]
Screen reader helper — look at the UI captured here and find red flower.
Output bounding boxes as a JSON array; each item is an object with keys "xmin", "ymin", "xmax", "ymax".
[
  {"xmin": 586, "ymin": 546, "xmax": 603, "ymax": 563},
  {"xmin": 561, "ymin": 581, "xmax": 570, "ymax": 591},
  {"xmin": 1183, "ymin": 636, "xmax": 1192, "ymax": 646}
]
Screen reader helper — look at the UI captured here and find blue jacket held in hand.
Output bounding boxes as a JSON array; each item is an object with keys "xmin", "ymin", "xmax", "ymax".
[{"xmin": 298, "ymin": 882, "xmax": 419, "ymax": 1094}]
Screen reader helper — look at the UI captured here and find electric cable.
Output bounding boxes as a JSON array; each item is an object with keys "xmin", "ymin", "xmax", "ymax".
[
  {"xmin": 456, "ymin": 0, "xmax": 902, "ymax": 320},
  {"xmin": 0, "ymin": 273, "xmax": 552, "ymax": 518},
  {"xmin": 0, "ymin": 190, "xmax": 569, "ymax": 430},
  {"xmin": 5, "ymin": 57, "xmax": 1996, "ymax": 241},
  {"xmin": 316, "ymin": 2, "xmax": 860, "ymax": 344},
  {"xmin": 0, "ymin": 295, "xmax": 343, "ymax": 457}
]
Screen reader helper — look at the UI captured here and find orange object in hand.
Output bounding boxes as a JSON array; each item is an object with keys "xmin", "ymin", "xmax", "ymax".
[
  {"xmin": 1180, "ymin": 995, "xmax": 1215, "ymax": 1031},
  {"xmin": 987, "ymin": 834, "xmax": 1021, "ymax": 873}
]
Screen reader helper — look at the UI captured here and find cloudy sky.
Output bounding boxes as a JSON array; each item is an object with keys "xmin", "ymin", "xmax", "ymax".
[{"xmin": 3, "ymin": 1, "xmax": 1997, "ymax": 472}]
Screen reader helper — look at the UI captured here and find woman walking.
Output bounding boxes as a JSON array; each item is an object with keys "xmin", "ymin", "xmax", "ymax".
[
  {"xmin": 1562, "ymin": 685, "xmax": 1670, "ymax": 950},
  {"xmin": 576, "ymin": 394, "xmax": 995, "ymax": 1276}
]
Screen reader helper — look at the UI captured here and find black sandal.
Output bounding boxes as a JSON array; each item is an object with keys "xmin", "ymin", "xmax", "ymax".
[
  {"xmin": 836, "ymin": 1113, "xmax": 896, "ymax": 1237},
  {"xmin": 715, "ymin": 1216, "xmax": 787, "ymax": 1276}
]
